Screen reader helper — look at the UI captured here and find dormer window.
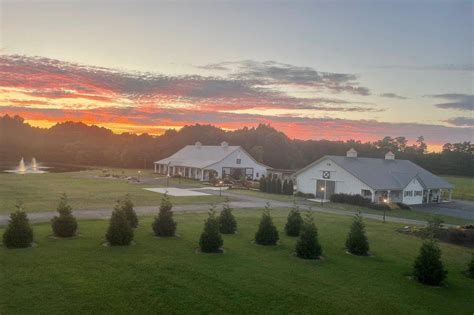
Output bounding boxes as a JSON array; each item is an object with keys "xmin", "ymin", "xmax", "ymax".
[{"xmin": 236, "ymin": 158, "xmax": 241, "ymax": 164}]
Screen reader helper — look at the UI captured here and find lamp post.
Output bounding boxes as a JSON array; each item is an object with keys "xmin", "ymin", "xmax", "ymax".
[
  {"xmin": 137, "ymin": 170, "xmax": 141, "ymax": 182},
  {"xmin": 219, "ymin": 180, "xmax": 223, "ymax": 196},
  {"xmin": 320, "ymin": 186, "xmax": 325, "ymax": 207},
  {"xmin": 178, "ymin": 171, "xmax": 182, "ymax": 185},
  {"xmin": 166, "ymin": 174, "xmax": 170, "ymax": 187}
]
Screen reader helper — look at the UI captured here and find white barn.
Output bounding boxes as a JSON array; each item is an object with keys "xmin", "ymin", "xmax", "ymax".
[
  {"xmin": 154, "ymin": 142, "xmax": 269, "ymax": 181},
  {"xmin": 294, "ymin": 149, "xmax": 454, "ymax": 205}
]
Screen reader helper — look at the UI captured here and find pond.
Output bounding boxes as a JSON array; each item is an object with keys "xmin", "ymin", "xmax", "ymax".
[{"xmin": 0, "ymin": 160, "xmax": 91, "ymax": 173}]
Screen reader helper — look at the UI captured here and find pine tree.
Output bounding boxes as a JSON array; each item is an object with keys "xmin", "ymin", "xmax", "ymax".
[
  {"xmin": 345, "ymin": 212, "xmax": 369, "ymax": 256},
  {"xmin": 276, "ymin": 178, "xmax": 282, "ymax": 194},
  {"xmin": 2, "ymin": 204, "xmax": 33, "ymax": 248},
  {"xmin": 259, "ymin": 176, "xmax": 265, "ymax": 192},
  {"xmin": 219, "ymin": 198, "xmax": 237, "ymax": 234},
  {"xmin": 105, "ymin": 207, "xmax": 134, "ymax": 246},
  {"xmin": 51, "ymin": 193, "xmax": 78, "ymax": 237},
  {"xmin": 152, "ymin": 193, "xmax": 177, "ymax": 237},
  {"xmin": 413, "ymin": 239, "xmax": 447, "ymax": 286},
  {"xmin": 265, "ymin": 176, "xmax": 272, "ymax": 193},
  {"xmin": 120, "ymin": 194, "xmax": 138, "ymax": 228},
  {"xmin": 287, "ymin": 179, "xmax": 294, "ymax": 195},
  {"xmin": 271, "ymin": 178, "xmax": 278, "ymax": 194},
  {"xmin": 255, "ymin": 203, "xmax": 279, "ymax": 245},
  {"xmin": 468, "ymin": 253, "xmax": 474, "ymax": 279},
  {"xmin": 199, "ymin": 206, "xmax": 224, "ymax": 253},
  {"xmin": 282, "ymin": 180, "xmax": 289, "ymax": 195},
  {"xmin": 296, "ymin": 212, "xmax": 322, "ymax": 259},
  {"xmin": 285, "ymin": 200, "xmax": 303, "ymax": 236}
]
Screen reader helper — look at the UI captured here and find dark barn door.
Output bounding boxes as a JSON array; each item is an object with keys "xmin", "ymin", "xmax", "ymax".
[{"xmin": 316, "ymin": 180, "xmax": 335, "ymax": 200}]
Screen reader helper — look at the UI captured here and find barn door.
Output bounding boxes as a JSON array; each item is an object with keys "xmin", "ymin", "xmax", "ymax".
[{"xmin": 316, "ymin": 180, "xmax": 335, "ymax": 200}]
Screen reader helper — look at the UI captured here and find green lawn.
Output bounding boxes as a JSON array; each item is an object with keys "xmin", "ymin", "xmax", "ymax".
[
  {"xmin": 228, "ymin": 188, "xmax": 296, "ymax": 202},
  {"xmin": 442, "ymin": 176, "xmax": 474, "ymax": 201},
  {"xmin": 0, "ymin": 209, "xmax": 472, "ymax": 314},
  {"xmin": 0, "ymin": 170, "xmax": 220, "ymax": 214}
]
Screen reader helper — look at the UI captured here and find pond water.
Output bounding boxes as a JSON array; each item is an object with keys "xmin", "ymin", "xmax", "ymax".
[{"xmin": 0, "ymin": 161, "xmax": 90, "ymax": 173}]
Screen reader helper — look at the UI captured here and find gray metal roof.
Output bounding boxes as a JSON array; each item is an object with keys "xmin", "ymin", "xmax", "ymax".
[
  {"xmin": 298, "ymin": 155, "xmax": 454, "ymax": 190},
  {"xmin": 154, "ymin": 144, "xmax": 269, "ymax": 169}
]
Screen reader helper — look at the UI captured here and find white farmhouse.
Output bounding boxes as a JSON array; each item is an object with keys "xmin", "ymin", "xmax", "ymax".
[
  {"xmin": 294, "ymin": 149, "xmax": 454, "ymax": 205},
  {"xmin": 154, "ymin": 142, "xmax": 269, "ymax": 181}
]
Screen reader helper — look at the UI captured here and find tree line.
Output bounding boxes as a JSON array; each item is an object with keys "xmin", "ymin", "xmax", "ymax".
[{"xmin": 1, "ymin": 115, "xmax": 472, "ymax": 176}]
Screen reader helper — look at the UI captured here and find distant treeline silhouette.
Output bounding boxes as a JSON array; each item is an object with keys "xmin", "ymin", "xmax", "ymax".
[{"xmin": 0, "ymin": 115, "xmax": 472, "ymax": 176}]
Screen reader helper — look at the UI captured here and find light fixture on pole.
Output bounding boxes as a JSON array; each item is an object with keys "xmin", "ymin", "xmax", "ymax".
[
  {"xmin": 219, "ymin": 180, "xmax": 223, "ymax": 196},
  {"xmin": 320, "ymin": 186, "xmax": 325, "ymax": 207},
  {"xmin": 138, "ymin": 170, "xmax": 141, "ymax": 182}
]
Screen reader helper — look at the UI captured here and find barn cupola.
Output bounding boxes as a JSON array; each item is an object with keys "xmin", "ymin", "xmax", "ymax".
[
  {"xmin": 221, "ymin": 141, "xmax": 229, "ymax": 149},
  {"xmin": 195, "ymin": 141, "xmax": 202, "ymax": 149},
  {"xmin": 346, "ymin": 148, "xmax": 358, "ymax": 158},
  {"xmin": 385, "ymin": 151, "xmax": 395, "ymax": 160}
]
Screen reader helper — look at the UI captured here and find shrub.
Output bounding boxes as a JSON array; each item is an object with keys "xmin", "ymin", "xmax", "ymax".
[
  {"xmin": 51, "ymin": 193, "xmax": 78, "ymax": 237},
  {"xmin": 285, "ymin": 201, "xmax": 303, "ymax": 237},
  {"xmin": 296, "ymin": 212, "xmax": 322, "ymax": 259},
  {"xmin": 199, "ymin": 206, "xmax": 223, "ymax": 253},
  {"xmin": 345, "ymin": 212, "xmax": 369, "ymax": 256},
  {"xmin": 330, "ymin": 193, "xmax": 371, "ymax": 207},
  {"xmin": 105, "ymin": 207, "xmax": 134, "ymax": 246},
  {"xmin": 413, "ymin": 239, "xmax": 447, "ymax": 286},
  {"xmin": 271, "ymin": 178, "xmax": 278, "ymax": 194},
  {"xmin": 120, "ymin": 194, "xmax": 138, "ymax": 228},
  {"xmin": 259, "ymin": 176, "xmax": 266, "ymax": 192},
  {"xmin": 2, "ymin": 204, "xmax": 33, "ymax": 249},
  {"xmin": 152, "ymin": 193, "xmax": 177, "ymax": 237},
  {"xmin": 368, "ymin": 203, "xmax": 391, "ymax": 211},
  {"xmin": 255, "ymin": 203, "xmax": 279, "ymax": 245},
  {"xmin": 424, "ymin": 217, "xmax": 444, "ymax": 238},
  {"xmin": 282, "ymin": 180, "xmax": 288, "ymax": 195},
  {"xmin": 396, "ymin": 202, "xmax": 411, "ymax": 210},
  {"xmin": 468, "ymin": 253, "xmax": 474, "ymax": 279},
  {"xmin": 295, "ymin": 191, "xmax": 315, "ymax": 198},
  {"xmin": 219, "ymin": 198, "xmax": 237, "ymax": 234}
]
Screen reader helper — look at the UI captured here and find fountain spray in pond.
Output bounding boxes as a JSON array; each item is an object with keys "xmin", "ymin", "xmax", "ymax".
[{"xmin": 4, "ymin": 157, "xmax": 47, "ymax": 174}]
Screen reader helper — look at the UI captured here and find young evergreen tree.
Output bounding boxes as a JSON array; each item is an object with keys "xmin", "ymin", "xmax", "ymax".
[
  {"xmin": 51, "ymin": 193, "xmax": 78, "ymax": 237},
  {"xmin": 468, "ymin": 253, "xmax": 474, "ymax": 279},
  {"xmin": 345, "ymin": 212, "xmax": 369, "ymax": 256},
  {"xmin": 295, "ymin": 212, "xmax": 322, "ymax": 259},
  {"xmin": 265, "ymin": 176, "xmax": 272, "ymax": 193},
  {"xmin": 105, "ymin": 207, "xmax": 134, "ymax": 246},
  {"xmin": 255, "ymin": 203, "xmax": 279, "ymax": 245},
  {"xmin": 120, "ymin": 194, "xmax": 138, "ymax": 228},
  {"xmin": 219, "ymin": 198, "xmax": 237, "ymax": 234},
  {"xmin": 259, "ymin": 176, "xmax": 266, "ymax": 192},
  {"xmin": 276, "ymin": 178, "xmax": 282, "ymax": 194},
  {"xmin": 285, "ymin": 200, "xmax": 303, "ymax": 236},
  {"xmin": 413, "ymin": 239, "xmax": 447, "ymax": 286},
  {"xmin": 199, "ymin": 206, "xmax": 224, "ymax": 253},
  {"xmin": 282, "ymin": 180, "xmax": 289, "ymax": 195},
  {"xmin": 271, "ymin": 178, "xmax": 278, "ymax": 194},
  {"xmin": 2, "ymin": 204, "xmax": 34, "ymax": 248},
  {"xmin": 152, "ymin": 193, "xmax": 177, "ymax": 237},
  {"xmin": 287, "ymin": 179, "xmax": 294, "ymax": 195}
]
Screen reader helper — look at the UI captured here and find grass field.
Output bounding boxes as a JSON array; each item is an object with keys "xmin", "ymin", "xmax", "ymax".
[
  {"xmin": 442, "ymin": 176, "xmax": 474, "ymax": 201},
  {"xmin": 0, "ymin": 209, "xmax": 472, "ymax": 314},
  {"xmin": 0, "ymin": 170, "xmax": 221, "ymax": 214}
]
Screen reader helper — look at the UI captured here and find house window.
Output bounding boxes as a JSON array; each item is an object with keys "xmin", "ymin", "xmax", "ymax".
[
  {"xmin": 414, "ymin": 190, "xmax": 423, "ymax": 196},
  {"xmin": 404, "ymin": 191, "xmax": 413, "ymax": 197},
  {"xmin": 256, "ymin": 173, "xmax": 259, "ymax": 178},
  {"xmin": 236, "ymin": 158, "xmax": 241, "ymax": 164},
  {"xmin": 222, "ymin": 167, "xmax": 231, "ymax": 176},
  {"xmin": 361, "ymin": 189, "xmax": 372, "ymax": 197}
]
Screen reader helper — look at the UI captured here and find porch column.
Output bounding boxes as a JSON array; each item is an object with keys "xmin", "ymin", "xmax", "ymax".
[
  {"xmin": 449, "ymin": 189, "xmax": 453, "ymax": 201},
  {"xmin": 387, "ymin": 190, "xmax": 391, "ymax": 203},
  {"xmin": 371, "ymin": 190, "xmax": 376, "ymax": 203},
  {"xmin": 201, "ymin": 169, "xmax": 205, "ymax": 181},
  {"xmin": 439, "ymin": 189, "xmax": 442, "ymax": 203},
  {"xmin": 154, "ymin": 163, "xmax": 157, "ymax": 173},
  {"xmin": 427, "ymin": 189, "xmax": 431, "ymax": 203}
]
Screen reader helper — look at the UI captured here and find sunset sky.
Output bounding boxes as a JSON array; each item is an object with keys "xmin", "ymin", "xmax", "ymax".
[{"xmin": 0, "ymin": 0, "xmax": 472, "ymax": 150}]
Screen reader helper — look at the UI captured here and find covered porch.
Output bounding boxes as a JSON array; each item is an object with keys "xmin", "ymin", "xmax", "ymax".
[{"xmin": 154, "ymin": 163, "xmax": 217, "ymax": 181}]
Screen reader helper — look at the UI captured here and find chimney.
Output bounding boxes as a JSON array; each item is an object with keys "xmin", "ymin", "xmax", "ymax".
[
  {"xmin": 346, "ymin": 148, "xmax": 357, "ymax": 158},
  {"xmin": 385, "ymin": 151, "xmax": 395, "ymax": 160},
  {"xmin": 195, "ymin": 141, "xmax": 202, "ymax": 149},
  {"xmin": 221, "ymin": 141, "xmax": 229, "ymax": 149}
]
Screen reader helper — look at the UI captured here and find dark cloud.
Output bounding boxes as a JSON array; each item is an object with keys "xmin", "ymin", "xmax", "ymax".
[
  {"xmin": 443, "ymin": 117, "xmax": 474, "ymax": 127},
  {"xmin": 379, "ymin": 93, "xmax": 407, "ymax": 100},
  {"xmin": 429, "ymin": 94, "xmax": 473, "ymax": 111},
  {"xmin": 198, "ymin": 60, "xmax": 370, "ymax": 95}
]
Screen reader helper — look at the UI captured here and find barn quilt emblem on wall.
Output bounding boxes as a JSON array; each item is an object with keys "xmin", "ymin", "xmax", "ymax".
[{"xmin": 322, "ymin": 171, "xmax": 330, "ymax": 179}]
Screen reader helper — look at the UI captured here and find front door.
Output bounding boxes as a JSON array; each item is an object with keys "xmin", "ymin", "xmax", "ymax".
[{"xmin": 316, "ymin": 180, "xmax": 335, "ymax": 200}]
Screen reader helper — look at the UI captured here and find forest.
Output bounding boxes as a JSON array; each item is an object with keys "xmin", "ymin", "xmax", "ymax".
[{"xmin": 0, "ymin": 115, "xmax": 472, "ymax": 176}]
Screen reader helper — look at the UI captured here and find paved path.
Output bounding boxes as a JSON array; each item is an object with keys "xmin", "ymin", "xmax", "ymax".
[{"xmin": 0, "ymin": 188, "xmax": 454, "ymax": 227}]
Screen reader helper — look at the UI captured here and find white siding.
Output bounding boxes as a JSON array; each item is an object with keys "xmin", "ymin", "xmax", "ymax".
[
  {"xmin": 295, "ymin": 158, "xmax": 374, "ymax": 198},
  {"xmin": 207, "ymin": 148, "xmax": 267, "ymax": 180},
  {"xmin": 402, "ymin": 178, "xmax": 424, "ymax": 205}
]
